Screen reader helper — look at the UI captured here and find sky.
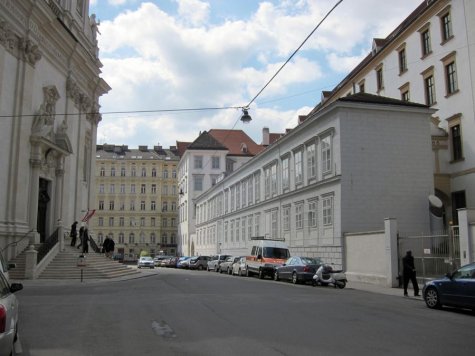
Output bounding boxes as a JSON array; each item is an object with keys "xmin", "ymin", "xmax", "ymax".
[{"xmin": 90, "ymin": 0, "xmax": 420, "ymax": 149}]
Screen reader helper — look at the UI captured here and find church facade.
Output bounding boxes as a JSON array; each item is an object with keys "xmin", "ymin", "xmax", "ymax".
[{"xmin": 0, "ymin": 0, "xmax": 110, "ymax": 262}]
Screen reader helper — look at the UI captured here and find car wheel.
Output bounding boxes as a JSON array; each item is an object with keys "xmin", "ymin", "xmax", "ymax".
[
  {"xmin": 274, "ymin": 271, "xmax": 279, "ymax": 281},
  {"xmin": 258, "ymin": 269, "xmax": 264, "ymax": 279},
  {"xmin": 207, "ymin": 266, "xmax": 210, "ymax": 271},
  {"xmin": 292, "ymin": 272, "xmax": 298, "ymax": 284},
  {"xmin": 198, "ymin": 265, "xmax": 203, "ymax": 270},
  {"xmin": 228, "ymin": 268, "xmax": 232, "ymax": 275},
  {"xmin": 424, "ymin": 287, "xmax": 441, "ymax": 309},
  {"xmin": 246, "ymin": 268, "xmax": 251, "ymax": 277}
]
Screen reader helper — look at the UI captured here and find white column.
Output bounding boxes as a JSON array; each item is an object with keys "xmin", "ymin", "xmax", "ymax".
[{"xmin": 28, "ymin": 145, "xmax": 42, "ymax": 244}]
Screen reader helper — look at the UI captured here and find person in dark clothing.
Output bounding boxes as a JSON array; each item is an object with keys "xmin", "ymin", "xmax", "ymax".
[
  {"xmin": 108, "ymin": 238, "xmax": 115, "ymax": 258},
  {"xmin": 70, "ymin": 221, "xmax": 78, "ymax": 246},
  {"xmin": 82, "ymin": 228, "xmax": 90, "ymax": 254},
  {"xmin": 402, "ymin": 250, "xmax": 420, "ymax": 297},
  {"xmin": 77, "ymin": 226, "xmax": 85, "ymax": 250},
  {"xmin": 102, "ymin": 236, "xmax": 110, "ymax": 254}
]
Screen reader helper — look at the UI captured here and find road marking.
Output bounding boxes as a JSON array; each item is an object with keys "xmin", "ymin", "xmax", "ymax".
[{"xmin": 152, "ymin": 320, "xmax": 176, "ymax": 338}]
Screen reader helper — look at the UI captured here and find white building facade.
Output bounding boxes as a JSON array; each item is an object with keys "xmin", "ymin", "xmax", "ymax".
[
  {"xmin": 0, "ymin": 0, "xmax": 109, "ymax": 261},
  {"xmin": 194, "ymin": 95, "xmax": 435, "ymax": 266},
  {"xmin": 319, "ymin": 0, "xmax": 475, "ymax": 226}
]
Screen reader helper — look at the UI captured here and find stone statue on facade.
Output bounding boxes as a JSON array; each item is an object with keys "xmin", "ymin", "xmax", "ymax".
[{"xmin": 31, "ymin": 86, "xmax": 61, "ymax": 140}]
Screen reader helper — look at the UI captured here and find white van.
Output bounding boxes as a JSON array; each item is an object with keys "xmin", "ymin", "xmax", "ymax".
[{"xmin": 245, "ymin": 237, "xmax": 290, "ymax": 279}]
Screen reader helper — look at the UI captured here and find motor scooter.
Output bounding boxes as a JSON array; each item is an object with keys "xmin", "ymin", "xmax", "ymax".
[{"xmin": 312, "ymin": 264, "xmax": 347, "ymax": 289}]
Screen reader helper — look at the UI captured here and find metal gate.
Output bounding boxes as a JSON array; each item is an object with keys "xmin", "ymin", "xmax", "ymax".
[{"xmin": 397, "ymin": 226, "xmax": 460, "ymax": 283}]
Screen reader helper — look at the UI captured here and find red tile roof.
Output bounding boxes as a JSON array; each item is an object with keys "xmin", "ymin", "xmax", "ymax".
[
  {"xmin": 208, "ymin": 129, "xmax": 265, "ymax": 156},
  {"xmin": 176, "ymin": 141, "xmax": 191, "ymax": 157}
]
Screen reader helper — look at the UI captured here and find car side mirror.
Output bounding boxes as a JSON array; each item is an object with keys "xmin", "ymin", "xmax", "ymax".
[
  {"xmin": 445, "ymin": 272, "xmax": 453, "ymax": 279},
  {"xmin": 10, "ymin": 283, "xmax": 23, "ymax": 293}
]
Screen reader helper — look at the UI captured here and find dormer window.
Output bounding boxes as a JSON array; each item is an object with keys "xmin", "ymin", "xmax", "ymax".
[{"xmin": 240, "ymin": 143, "xmax": 248, "ymax": 154}]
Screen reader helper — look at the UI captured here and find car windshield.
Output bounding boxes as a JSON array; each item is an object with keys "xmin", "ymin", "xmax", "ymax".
[
  {"xmin": 263, "ymin": 247, "xmax": 290, "ymax": 259},
  {"xmin": 141, "ymin": 257, "xmax": 152, "ymax": 261},
  {"xmin": 452, "ymin": 264, "xmax": 475, "ymax": 279}
]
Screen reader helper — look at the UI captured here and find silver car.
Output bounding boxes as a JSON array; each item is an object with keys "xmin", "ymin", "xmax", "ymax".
[
  {"xmin": 0, "ymin": 270, "xmax": 22, "ymax": 355},
  {"xmin": 137, "ymin": 256, "xmax": 155, "ymax": 269}
]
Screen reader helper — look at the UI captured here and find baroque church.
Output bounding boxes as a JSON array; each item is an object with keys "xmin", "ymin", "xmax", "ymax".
[{"xmin": 0, "ymin": 0, "xmax": 110, "ymax": 269}]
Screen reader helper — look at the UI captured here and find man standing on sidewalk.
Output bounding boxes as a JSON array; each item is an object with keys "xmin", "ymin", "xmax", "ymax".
[{"xmin": 402, "ymin": 250, "xmax": 420, "ymax": 297}]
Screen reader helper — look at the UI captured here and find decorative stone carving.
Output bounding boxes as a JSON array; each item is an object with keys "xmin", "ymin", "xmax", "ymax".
[
  {"xmin": 66, "ymin": 74, "xmax": 93, "ymax": 112},
  {"xmin": 0, "ymin": 19, "xmax": 18, "ymax": 51},
  {"xmin": 19, "ymin": 38, "xmax": 42, "ymax": 66},
  {"xmin": 87, "ymin": 102, "xmax": 102, "ymax": 124},
  {"xmin": 31, "ymin": 86, "xmax": 61, "ymax": 140}
]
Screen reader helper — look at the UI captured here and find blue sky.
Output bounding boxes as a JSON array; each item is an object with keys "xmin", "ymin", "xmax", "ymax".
[{"xmin": 90, "ymin": 0, "xmax": 419, "ymax": 148}]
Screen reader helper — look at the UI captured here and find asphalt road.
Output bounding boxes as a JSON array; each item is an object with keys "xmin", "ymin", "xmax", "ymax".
[{"xmin": 16, "ymin": 268, "xmax": 475, "ymax": 356}]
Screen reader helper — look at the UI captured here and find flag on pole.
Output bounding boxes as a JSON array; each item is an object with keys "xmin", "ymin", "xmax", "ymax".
[{"xmin": 81, "ymin": 209, "xmax": 96, "ymax": 222}]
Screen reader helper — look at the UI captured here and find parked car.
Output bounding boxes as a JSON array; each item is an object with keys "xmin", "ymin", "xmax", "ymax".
[
  {"xmin": 274, "ymin": 257, "xmax": 323, "ymax": 284},
  {"xmin": 189, "ymin": 256, "xmax": 210, "ymax": 270},
  {"xmin": 219, "ymin": 256, "xmax": 241, "ymax": 274},
  {"xmin": 423, "ymin": 262, "xmax": 475, "ymax": 311},
  {"xmin": 232, "ymin": 257, "xmax": 247, "ymax": 276},
  {"xmin": 163, "ymin": 257, "xmax": 179, "ymax": 268},
  {"xmin": 177, "ymin": 257, "xmax": 192, "ymax": 269},
  {"xmin": 0, "ymin": 269, "xmax": 22, "ymax": 356},
  {"xmin": 154, "ymin": 256, "xmax": 172, "ymax": 267},
  {"xmin": 207, "ymin": 255, "xmax": 231, "ymax": 272},
  {"xmin": 137, "ymin": 256, "xmax": 155, "ymax": 269}
]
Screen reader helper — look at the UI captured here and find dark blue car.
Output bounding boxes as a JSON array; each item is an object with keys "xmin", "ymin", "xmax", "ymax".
[{"xmin": 422, "ymin": 262, "xmax": 475, "ymax": 310}]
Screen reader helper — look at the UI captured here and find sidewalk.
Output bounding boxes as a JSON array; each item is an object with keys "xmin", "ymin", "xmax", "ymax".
[{"xmin": 347, "ymin": 281, "xmax": 423, "ymax": 301}]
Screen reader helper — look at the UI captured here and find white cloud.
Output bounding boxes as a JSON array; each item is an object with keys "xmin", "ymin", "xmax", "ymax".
[
  {"xmin": 96, "ymin": 0, "xmax": 419, "ymax": 147},
  {"xmin": 175, "ymin": 0, "xmax": 210, "ymax": 27},
  {"xmin": 108, "ymin": 0, "xmax": 128, "ymax": 6}
]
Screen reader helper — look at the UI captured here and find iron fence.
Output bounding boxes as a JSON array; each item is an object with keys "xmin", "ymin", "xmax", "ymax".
[{"xmin": 398, "ymin": 226, "xmax": 460, "ymax": 283}]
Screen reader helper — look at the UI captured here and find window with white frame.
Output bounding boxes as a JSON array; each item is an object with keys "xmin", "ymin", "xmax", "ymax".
[
  {"xmin": 131, "ymin": 167, "xmax": 136, "ymax": 177},
  {"xmin": 439, "ymin": 8, "xmax": 453, "ymax": 43},
  {"xmin": 254, "ymin": 172, "xmax": 260, "ymax": 202},
  {"xmin": 271, "ymin": 163, "xmax": 277, "ymax": 196},
  {"xmin": 321, "ymin": 135, "xmax": 332, "ymax": 174},
  {"xmin": 141, "ymin": 167, "xmax": 146, "ymax": 177},
  {"xmin": 120, "ymin": 184, "xmax": 126, "ymax": 194},
  {"xmin": 230, "ymin": 220, "xmax": 234, "ymax": 242},
  {"xmin": 109, "ymin": 217, "xmax": 114, "ymax": 226},
  {"xmin": 236, "ymin": 219, "xmax": 240, "ymax": 242},
  {"xmin": 130, "ymin": 200, "xmax": 135, "ymax": 211},
  {"xmin": 248, "ymin": 177, "xmax": 253, "ymax": 205},
  {"xmin": 242, "ymin": 218, "xmax": 246, "ymax": 241},
  {"xmin": 271, "ymin": 209, "xmax": 278, "ymax": 238},
  {"xmin": 236, "ymin": 183, "xmax": 241, "ymax": 209},
  {"xmin": 248, "ymin": 215, "xmax": 253, "ymax": 239},
  {"xmin": 254, "ymin": 213, "xmax": 261, "ymax": 237},
  {"xmin": 283, "ymin": 206, "xmax": 290, "ymax": 231},
  {"xmin": 295, "ymin": 203, "xmax": 303, "ymax": 230},
  {"xmin": 322, "ymin": 195, "xmax": 333, "ymax": 226},
  {"xmin": 99, "ymin": 184, "xmax": 104, "ymax": 193},
  {"xmin": 264, "ymin": 166, "xmax": 271, "ymax": 198},
  {"xmin": 140, "ymin": 201, "xmax": 145, "ymax": 210},
  {"xmin": 308, "ymin": 200, "xmax": 317, "ymax": 228},
  {"xmin": 121, "ymin": 166, "xmax": 126, "ymax": 176},
  {"xmin": 131, "ymin": 184, "xmax": 136, "ymax": 193},
  {"xmin": 140, "ymin": 217, "xmax": 145, "ymax": 227},
  {"xmin": 306, "ymin": 142, "xmax": 316, "ymax": 180},
  {"xmin": 99, "ymin": 200, "xmax": 104, "ymax": 210},
  {"xmin": 294, "ymin": 150, "xmax": 303, "ymax": 185},
  {"xmin": 152, "ymin": 168, "xmax": 156, "ymax": 177},
  {"xmin": 109, "ymin": 201, "xmax": 115, "ymax": 210},
  {"xmin": 194, "ymin": 155, "xmax": 203, "ymax": 169},
  {"xmin": 224, "ymin": 221, "xmax": 228, "ymax": 242},
  {"xmin": 242, "ymin": 182, "xmax": 247, "ymax": 207},
  {"xmin": 194, "ymin": 175, "xmax": 203, "ymax": 191},
  {"xmin": 211, "ymin": 156, "xmax": 220, "ymax": 169},
  {"xmin": 119, "ymin": 217, "xmax": 124, "ymax": 227},
  {"xmin": 230, "ymin": 186, "xmax": 235, "ymax": 211},
  {"xmin": 282, "ymin": 156, "xmax": 289, "ymax": 190},
  {"xmin": 224, "ymin": 189, "xmax": 229, "ymax": 213},
  {"xmin": 98, "ymin": 217, "xmax": 103, "ymax": 226},
  {"xmin": 118, "ymin": 233, "xmax": 124, "ymax": 244},
  {"xmin": 141, "ymin": 184, "xmax": 146, "ymax": 194},
  {"xmin": 151, "ymin": 184, "xmax": 156, "ymax": 194},
  {"xmin": 151, "ymin": 201, "xmax": 156, "ymax": 211},
  {"xmin": 100, "ymin": 167, "xmax": 105, "ymax": 176},
  {"xmin": 111, "ymin": 167, "xmax": 116, "ymax": 177}
]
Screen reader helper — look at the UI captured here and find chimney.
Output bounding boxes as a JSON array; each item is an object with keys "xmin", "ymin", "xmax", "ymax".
[
  {"xmin": 262, "ymin": 127, "xmax": 270, "ymax": 146},
  {"xmin": 138, "ymin": 145, "xmax": 148, "ymax": 152}
]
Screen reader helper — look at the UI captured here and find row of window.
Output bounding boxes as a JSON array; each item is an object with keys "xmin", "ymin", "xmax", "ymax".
[
  {"xmin": 99, "ymin": 166, "xmax": 176, "ymax": 178},
  {"xmin": 195, "ymin": 132, "xmax": 333, "ymax": 224},
  {"xmin": 98, "ymin": 183, "xmax": 177, "ymax": 195},
  {"xmin": 195, "ymin": 196, "xmax": 334, "ymax": 247},
  {"xmin": 98, "ymin": 200, "xmax": 177, "ymax": 211},
  {"xmin": 96, "ymin": 232, "xmax": 176, "ymax": 245},
  {"xmin": 97, "ymin": 216, "xmax": 176, "ymax": 228},
  {"xmin": 193, "ymin": 155, "xmax": 221, "ymax": 170}
]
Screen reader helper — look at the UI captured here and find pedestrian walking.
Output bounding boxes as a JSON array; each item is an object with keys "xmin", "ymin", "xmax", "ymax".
[
  {"xmin": 108, "ymin": 238, "xmax": 115, "ymax": 258},
  {"xmin": 402, "ymin": 250, "xmax": 420, "ymax": 297},
  {"xmin": 77, "ymin": 226, "xmax": 85, "ymax": 250},
  {"xmin": 70, "ymin": 221, "xmax": 78, "ymax": 246},
  {"xmin": 82, "ymin": 228, "xmax": 90, "ymax": 254},
  {"xmin": 102, "ymin": 236, "xmax": 111, "ymax": 255}
]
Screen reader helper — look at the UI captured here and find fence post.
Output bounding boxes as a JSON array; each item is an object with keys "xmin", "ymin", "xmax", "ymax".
[
  {"xmin": 24, "ymin": 245, "xmax": 38, "ymax": 279},
  {"xmin": 385, "ymin": 218, "xmax": 398, "ymax": 288},
  {"xmin": 458, "ymin": 209, "xmax": 472, "ymax": 265}
]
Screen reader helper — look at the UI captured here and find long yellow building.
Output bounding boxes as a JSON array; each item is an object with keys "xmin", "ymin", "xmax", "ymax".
[{"xmin": 91, "ymin": 144, "xmax": 179, "ymax": 259}]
